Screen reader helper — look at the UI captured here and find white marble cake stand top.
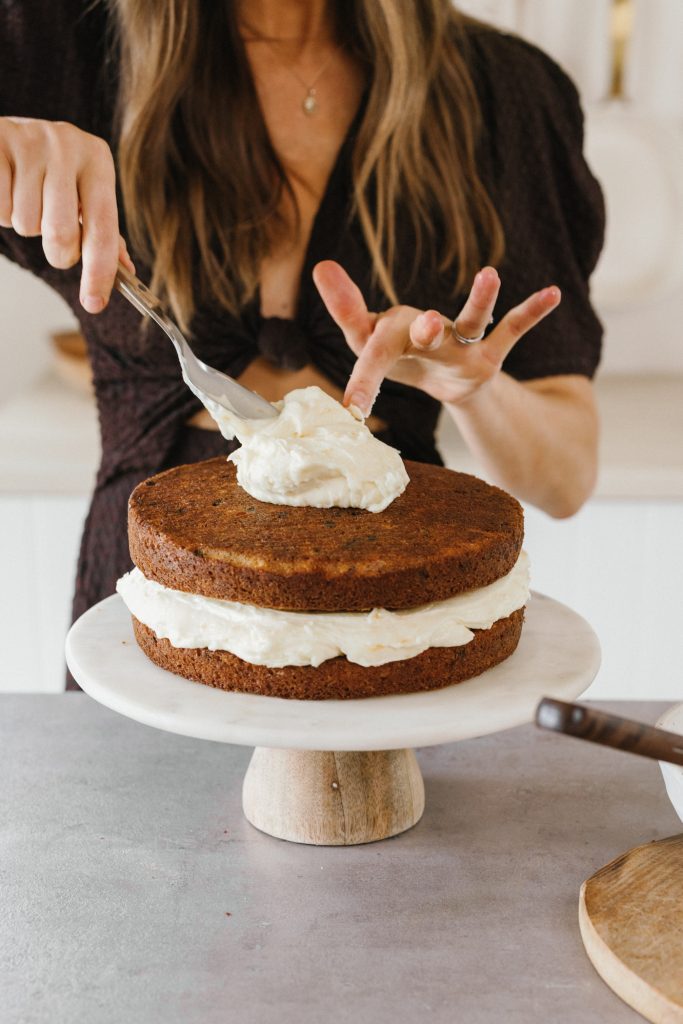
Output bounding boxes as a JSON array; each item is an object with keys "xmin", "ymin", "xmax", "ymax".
[{"xmin": 66, "ymin": 593, "xmax": 600, "ymax": 751}]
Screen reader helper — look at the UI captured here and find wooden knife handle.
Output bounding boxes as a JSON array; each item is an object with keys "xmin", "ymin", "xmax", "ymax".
[{"xmin": 535, "ymin": 698, "xmax": 683, "ymax": 767}]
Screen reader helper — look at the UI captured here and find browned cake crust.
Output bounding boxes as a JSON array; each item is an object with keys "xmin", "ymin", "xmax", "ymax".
[
  {"xmin": 132, "ymin": 608, "xmax": 524, "ymax": 700},
  {"xmin": 129, "ymin": 458, "xmax": 523, "ymax": 611}
]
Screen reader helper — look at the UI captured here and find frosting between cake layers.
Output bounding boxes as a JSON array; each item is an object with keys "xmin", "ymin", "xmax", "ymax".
[
  {"xmin": 116, "ymin": 552, "xmax": 529, "ymax": 669},
  {"xmin": 204, "ymin": 385, "xmax": 409, "ymax": 513}
]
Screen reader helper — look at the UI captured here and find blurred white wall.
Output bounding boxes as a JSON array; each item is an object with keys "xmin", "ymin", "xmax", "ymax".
[
  {"xmin": 455, "ymin": 0, "xmax": 683, "ymax": 375},
  {"xmin": 0, "ymin": 258, "xmax": 76, "ymax": 404}
]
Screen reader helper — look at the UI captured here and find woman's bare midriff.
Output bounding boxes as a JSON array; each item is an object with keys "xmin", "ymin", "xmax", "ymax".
[{"xmin": 186, "ymin": 356, "xmax": 388, "ymax": 433}]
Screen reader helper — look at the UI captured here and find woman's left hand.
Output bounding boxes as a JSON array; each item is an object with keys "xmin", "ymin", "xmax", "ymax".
[{"xmin": 312, "ymin": 260, "xmax": 561, "ymax": 416}]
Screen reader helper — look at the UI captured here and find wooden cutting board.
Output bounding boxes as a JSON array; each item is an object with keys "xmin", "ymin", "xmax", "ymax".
[{"xmin": 579, "ymin": 834, "xmax": 683, "ymax": 1023}]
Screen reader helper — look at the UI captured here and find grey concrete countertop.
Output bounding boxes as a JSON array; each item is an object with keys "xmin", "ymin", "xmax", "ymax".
[{"xmin": 2, "ymin": 697, "xmax": 679, "ymax": 1024}]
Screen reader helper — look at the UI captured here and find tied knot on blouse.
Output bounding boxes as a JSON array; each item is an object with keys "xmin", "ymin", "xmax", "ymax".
[{"xmin": 256, "ymin": 316, "xmax": 310, "ymax": 371}]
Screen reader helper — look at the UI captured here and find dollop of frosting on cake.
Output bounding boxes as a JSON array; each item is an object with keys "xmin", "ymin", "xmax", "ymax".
[
  {"xmin": 207, "ymin": 385, "xmax": 409, "ymax": 513},
  {"xmin": 117, "ymin": 552, "xmax": 529, "ymax": 669}
]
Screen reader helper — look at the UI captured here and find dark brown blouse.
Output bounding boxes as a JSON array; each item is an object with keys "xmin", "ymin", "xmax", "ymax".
[{"xmin": 0, "ymin": 3, "xmax": 605, "ymax": 644}]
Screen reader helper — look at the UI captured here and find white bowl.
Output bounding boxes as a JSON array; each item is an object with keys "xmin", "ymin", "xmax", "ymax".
[{"xmin": 656, "ymin": 703, "xmax": 683, "ymax": 824}]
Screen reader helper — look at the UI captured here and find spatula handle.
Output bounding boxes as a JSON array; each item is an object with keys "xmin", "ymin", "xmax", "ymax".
[{"xmin": 535, "ymin": 698, "xmax": 683, "ymax": 767}]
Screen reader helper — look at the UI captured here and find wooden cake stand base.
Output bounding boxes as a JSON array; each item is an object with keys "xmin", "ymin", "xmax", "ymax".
[
  {"xmin": 66, "ymin": 593, "xmax": 600, "ymax": 846},
  {"xmin": 243, "ymin": 747, "xmax": 424, "ymax": 845}
]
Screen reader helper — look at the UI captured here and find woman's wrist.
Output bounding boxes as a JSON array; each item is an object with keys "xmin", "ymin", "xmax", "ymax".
[{"xmin": 445, "ymin": 371, "xmax": 598, "ymax": 517}]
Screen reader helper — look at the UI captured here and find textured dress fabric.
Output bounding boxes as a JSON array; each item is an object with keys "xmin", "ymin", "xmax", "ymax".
[{"xmin": 0, "ymin": 4, "xmax": 605, "ymax": 688}]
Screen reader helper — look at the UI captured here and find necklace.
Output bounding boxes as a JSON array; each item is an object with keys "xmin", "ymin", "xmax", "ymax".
[
  {"xmin": 284, "ymin": 46, "xmax": 339, "ymax": 115},
  {"xmin": 242, "ymin": 32, "xmax": 341, "ymax": 116}
]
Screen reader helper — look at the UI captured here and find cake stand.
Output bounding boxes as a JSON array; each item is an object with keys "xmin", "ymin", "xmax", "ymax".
[{"xmin": 66, "ymin": 592, "xmax": 600, "ymax": 846}]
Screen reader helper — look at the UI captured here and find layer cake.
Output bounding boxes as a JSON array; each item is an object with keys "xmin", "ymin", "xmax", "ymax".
[{"xmin": 119, "ymin": 455, "xmax": 527, "ymax": 699}]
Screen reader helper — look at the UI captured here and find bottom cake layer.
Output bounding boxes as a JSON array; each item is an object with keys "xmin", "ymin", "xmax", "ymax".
[{"xmin": 131, "ymin": 608, "xmax": 525, "ymax": 700}]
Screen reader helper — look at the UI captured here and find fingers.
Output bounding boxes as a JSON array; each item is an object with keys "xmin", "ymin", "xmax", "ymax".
[
  {"xmin": 406, "ymin": 268, "xmax": 500, "ymax": 358},
  {"xmin": 10, "ymin": 154, "xmax": 44, "ymax": 237},
  {"xmin": 454, "ymin": 266, "xmax": 500, "ymax": 341},
  {"xmin": 343, "ymin": 278, "xmax": 561, "ymax": 415},
  {"xmin": 342, "ymin": 315, "xmax": 411, "ymax": 419},
  {"xmin": 118, "ymin": 234, "xmax": 135, "ymax": 274},
  {"xmin": 409, "ymin": 309, "xmax": 446, "ymax": 352},
  {"xmin": 77, "ymin": 143, "xmax": 120, "ymax": 313},
  {"xmin": 314, "ymin": 259, "xmax": 449, "ymax": 414},
  {"xmin": 312, "ymin": 260, "xmax": 375, "ymax": 352},
  {"xmin": 0, "ymin": 148, "xmax": 12, "ymax": 227},
  {"xmin": 41, "ymin": 164, "xmax": 81, "ymax": 269},
  {"xmin": 485, "ymin": 286, "xmax": 561, "ymax": 364},
  {"xmin": 346, "ymin": 307, "xmax": 447, "ymax": 413},
  {"xmin": 0, "ymin": 119, "xmax": 122, "ymax": 313}
]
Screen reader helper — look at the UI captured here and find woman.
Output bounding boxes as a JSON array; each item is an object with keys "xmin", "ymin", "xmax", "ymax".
[{"xmin": 0, "ymin": 1, "xmax": 604, "ymax": 651}]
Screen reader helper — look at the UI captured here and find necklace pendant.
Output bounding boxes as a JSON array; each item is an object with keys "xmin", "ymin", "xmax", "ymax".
[{"xmin": 303, "ymin": 89, "xmax": 317, "ymax": 116}]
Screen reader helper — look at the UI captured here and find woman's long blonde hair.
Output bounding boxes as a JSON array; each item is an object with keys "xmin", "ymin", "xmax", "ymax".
[{"xmin": 112, "ymin": 0, "xmax": 503, "ymax": 331}]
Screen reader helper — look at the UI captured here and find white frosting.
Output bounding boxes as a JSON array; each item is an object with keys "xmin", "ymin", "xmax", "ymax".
[
  {"xmin": 116, "ymin": 552, "xmax": 529, "ymax": 669},
  {"xmin": 206, "ymin": 385, "xmax": 409, "ymax": 513}
]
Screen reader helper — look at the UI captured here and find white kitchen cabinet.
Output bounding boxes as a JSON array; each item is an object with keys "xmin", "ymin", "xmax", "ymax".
[
  {"xmin": 524, "ymin": 500, "xmax": 683, "ymax": 701},
  {"xmin": 0, "ymin": 494, "xmax": 88, "ymax": 692},
  {"xmin": 0, "ymin": 373, "xmax": 96, "ymax": 693}
]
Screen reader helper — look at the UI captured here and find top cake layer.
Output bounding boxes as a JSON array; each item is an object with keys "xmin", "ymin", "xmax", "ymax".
[{"xmin": 128, "ymin": 457, "xmax": 524, "ymax": 612}]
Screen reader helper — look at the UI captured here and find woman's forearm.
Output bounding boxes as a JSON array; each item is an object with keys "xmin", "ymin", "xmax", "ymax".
[{"xmin": 445, "ymin": 373, "xmax": 598, "ymax": 518}]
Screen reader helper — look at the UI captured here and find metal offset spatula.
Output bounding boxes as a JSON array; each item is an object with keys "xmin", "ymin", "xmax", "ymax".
[
  {"xmin": 536, "ymin": 698, "xmax": 683, "ymax": 767},
  {"xmin": 115, "ymin": 263, "xmax": 279, "ymax": 421}
]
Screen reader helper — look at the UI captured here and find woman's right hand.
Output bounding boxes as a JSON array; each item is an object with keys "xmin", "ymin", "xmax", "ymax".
[{"xmin": 0, "ymin": 116, "xmax": 133, "ymax": 313}]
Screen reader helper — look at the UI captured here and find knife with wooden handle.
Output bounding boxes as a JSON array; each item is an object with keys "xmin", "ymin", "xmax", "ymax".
[{"xmin": 535, "ymin": 698, "xmax": 683, "ymax": 767}]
